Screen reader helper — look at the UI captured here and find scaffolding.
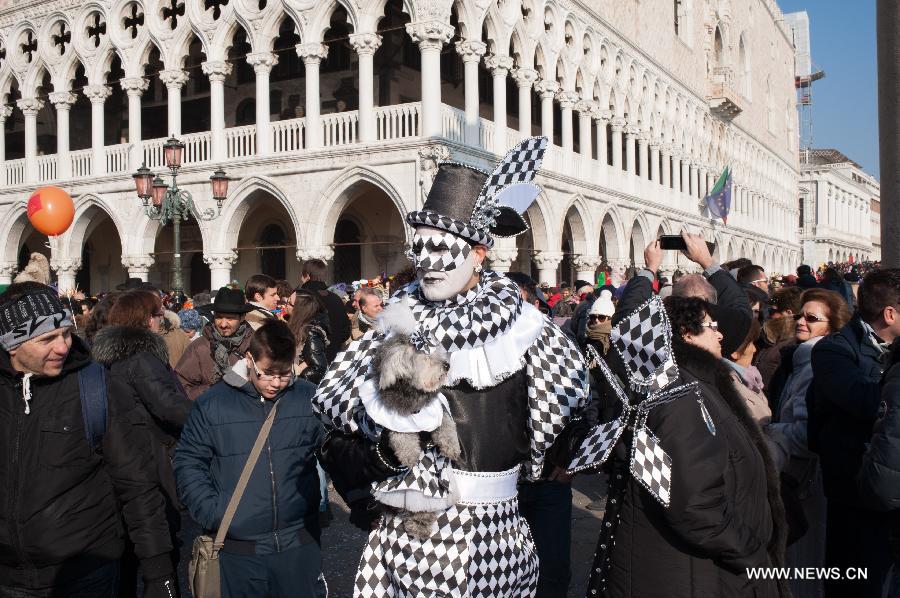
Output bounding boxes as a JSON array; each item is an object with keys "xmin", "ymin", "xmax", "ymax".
[{"xmin": 796, "ymin": 68, "xmax": 826, "ymax": 164}]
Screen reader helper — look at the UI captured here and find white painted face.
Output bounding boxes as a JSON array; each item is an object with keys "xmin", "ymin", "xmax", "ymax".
[{"xmin": 412, "ymin": 226, "xmax": 477, "ymax": 301}]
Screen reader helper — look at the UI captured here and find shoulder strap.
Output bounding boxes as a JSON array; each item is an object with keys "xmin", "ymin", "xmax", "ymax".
[
  {"xmin": 213, "ymin": 400, "xmax": 279, "ymax": 550},
  {"xmin": 78, "ymin": 362, "xmax": 108, "ymax": 452}
]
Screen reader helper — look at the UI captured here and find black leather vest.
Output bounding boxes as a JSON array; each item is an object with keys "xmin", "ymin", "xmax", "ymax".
[{"xmin": 442, "ymin": 368, "xmax": 530, "ymax": 472}]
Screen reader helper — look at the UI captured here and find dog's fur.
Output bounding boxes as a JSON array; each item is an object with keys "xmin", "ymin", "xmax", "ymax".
[{"xmin": 371, "ymin": 311, "xmax": 461, "ymax": 539}]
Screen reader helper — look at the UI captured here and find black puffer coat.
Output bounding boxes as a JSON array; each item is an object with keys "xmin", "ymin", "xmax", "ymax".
[
  {"xmin": 91, "ymin": 325, "xmax": 192, "ymax": 507},
  {"xmin": 0, "ymin": 337, "xmax": 174, "ymax": 589},
  {"xmin": 298, "ymin": 313, "xmax": 330, "ymax": 385},
  {"xmin": 599, "ymin": 341, "xmax": 789, "ymax": 598}
]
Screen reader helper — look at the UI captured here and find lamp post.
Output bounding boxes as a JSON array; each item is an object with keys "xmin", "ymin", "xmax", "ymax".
[{"xmin": 132, "ymin": 136, "xmax": 230, "ymax": 294}]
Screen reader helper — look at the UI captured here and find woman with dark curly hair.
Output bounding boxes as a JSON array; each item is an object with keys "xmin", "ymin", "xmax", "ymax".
[{"xmin": 601, "ymin": 294, "xmax": 789, "ymax": 598}]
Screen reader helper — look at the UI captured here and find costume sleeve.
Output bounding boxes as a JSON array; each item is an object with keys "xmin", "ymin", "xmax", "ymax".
[
  {"xmin": 312, "ymin": 331, "xmax": 383, "ymax": 435},
  {"xmin": 103, "ymin": 373, "xmax": 175, "ymax": 581},
  {"xmin": 173, "ymin": 399, "xmax": 226, "ymax": 531},
  {"xmin": 522, "ymin": 320, "xmax": 590, "ymax": 480}
]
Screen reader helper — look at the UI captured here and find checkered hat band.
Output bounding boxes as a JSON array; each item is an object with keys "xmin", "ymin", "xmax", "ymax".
[
  {"xmin": 406, "ymin": 210, "xmax": 494, "ymax": 248},
  {"xmin": 409, "ymin": 231, "xmax": 472, "ymax": 272},
  {"xmin": 0, "ymin": 289, "xmax": 73, "ymax": 351}
]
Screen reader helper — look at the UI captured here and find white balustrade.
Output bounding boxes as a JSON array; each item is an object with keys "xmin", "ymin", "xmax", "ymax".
[
  {"xmin": 105, "ymin": 143, "xmax": 131, "ymax": 174},
  {"xmin": 271, "ymin": 118, "xmax": 306, "ymax": 153},
  {"xmin": 376, "ymin": 103, "xmax": 420, "ymax": 141},
  {"xmin": 143, "ymin": 138, "xmax": 166, "ymax": 169},
  {"xmin": 478, "ymin": 118, "xmax": 494, "ymax": 150},
  {"xmin": 225, "ymin": 125, "xmax": 256, "ymax": 159},
  {"xmin": 37, "ymin": 154, "xmax": 57, "ymax": 182},
  {"xmin": 70, "ymin": 149, "xmax": 92, "ymax": 179},
  {"xmin": 440, "ymin": 105, "xmax": 466, "ymax": 143},
  {"xmin": 182, "ymin": 131, "xmax": 212, "ymax": 165},
  {"xmin": 5, "ymin": 159, "xmax": 24, "ymax": 186},
  {"xmin": 322, "ymin": 111, "xmax": 358, "ymax": 147}
]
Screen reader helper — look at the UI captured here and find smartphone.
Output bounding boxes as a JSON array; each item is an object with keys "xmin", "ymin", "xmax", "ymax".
[
  {"xmin": 658, "ymin": 235, "xmax": 716, "ymax": 254},
  {"xmin": 659, "ymin": 235, "xmax": 687, "ymax": 250}
]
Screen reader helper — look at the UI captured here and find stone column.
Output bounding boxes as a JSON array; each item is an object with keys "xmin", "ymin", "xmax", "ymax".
[
  {"xmin": 121, "ymin": 255, "xmax": 155, "ymax": 282},
  {"xmin": 488, "ymin": 239, "xmax": 519, "ymax": 273},
  {"xmin": 637, "ymin": 134, "xmax": 649, "ymax": 179},
  {"xmin": 406, "ymin": 21, "xmax": 454, "ymax": 138},
  {"xmin": 159, "ymin": 69, "xmax": 189, "ymax": 137},
  {"xmin": 350, "ymin": 33, "xmax": 382, "ymax": 143},
  {"xmin": 607, "ymin": 258, "xmax": 630, "ymax": 286},
  {"xmin": 661, "ymin": 145, "xmax": 672, "ymax": 188},
  {"xmin": 557, "ymin": 91, "xmax": 579, "ymax": 153},
  {"xmin": 52, "ymin": 257, "xmax": 81, "ymax": 293},
  {"xmin": 511, "ymin": 68, "xmax": 538, "ymax": 139},
  {"xmin": 0, "ymin": 106, "xmax": 11, "ymax": 185},
  {"xmin": 84, "ymin": 85, "xmax": 112, "ymax": 176},
  {"xmin": 532, "ymin": 251, "xmax": 564, "ymax": 286},
  {"xmin": 120, "ymin": 77, "xmax": 149, "ymax": 170},
  {"xmin": 594, "ymin": 108, "xmax": 611, "ymax": 165},
  {"xmin": 455, "ymin": 40, "xmax": 486, "ymax": 146},
  {"xmin": 610, "ymin": 118, "xmax": 625, "ymax": 171},
  {"xmin": 625, "ymin": 127, "xmax": 637, "ymax": 175},
  {"xmin": 18, "ymin": 98, "xmax": 44, "ymax": 183},
  {"xmin": 204, "ymin": 251, "xmax": 238, "ymax": 289},
  {"xmin": 0, "ymin": 262, "xmax": 17, "ymax": 285},
  {"xmin": 246, "ymin": 53, "xmax": 278, "ymax": 155},
  {"xmin": 671, "ymin": 152, "xmax": 681, "ymax": 192},
  {"xmin": 534, "ymin": 80, "xmax": 560, "ymax": 141},
  {"xmin": 681, "ymin": 156, "xmax": 690, "ymax": 195},
  {"xmin": 49, "ymin": 92, "xmax": 77, "ymax": 180},
  {"xmin": 576, "ymin": 101, "xmax": 593, "ymax": 159},
  {"xmin": 573, "ymin": 254, "xmax": 603, "ymax": 284},
  {"xmin": 649, "ymin": 141, "xmax": 661, "ymax": 184},
  {"xmin": 484, "ymin": 54, "xmax": 514, "ymax": 155},
  {"xmin": 690, "ymin": 163, "xmax": 700, "ymax": 198},
  {"xmin": 296, "ymin": 44, "xmax": 328, "ymax": 150},
  {"xmin": 202, "ymin": 61, "xmax": 232, "ymax": 162}
]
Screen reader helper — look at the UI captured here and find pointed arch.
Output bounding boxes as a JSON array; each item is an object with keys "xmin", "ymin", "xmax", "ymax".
[
  {"xmin": 214, "ymin": 175, "xmax": 302, "ymax": 254},
  {"xmin": 61, "ymin": 194, "xmax": 127, "ymax": 260}
]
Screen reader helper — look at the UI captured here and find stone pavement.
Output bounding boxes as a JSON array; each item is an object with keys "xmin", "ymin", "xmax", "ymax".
[{"xmin": 175, "ymin": 473, "xmax": 608, "ymax": 597}]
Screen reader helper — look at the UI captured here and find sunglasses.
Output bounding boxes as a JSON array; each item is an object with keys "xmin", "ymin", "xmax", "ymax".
[
  {"xmin": 588, "ymin": 314, "xmax": 609, "ymax": 322},
  {"xmin": 700, "ymin": 321, "xmax": 719, "ymax": 332},
  {"xmin": 793, "ymin": 312, "xmax": 827, "ymax": 324}
]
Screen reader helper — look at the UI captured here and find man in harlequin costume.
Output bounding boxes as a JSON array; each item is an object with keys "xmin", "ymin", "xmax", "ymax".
[{"xmin": 313, "ymin": 137, "xmax": 589, "ymax": 597}]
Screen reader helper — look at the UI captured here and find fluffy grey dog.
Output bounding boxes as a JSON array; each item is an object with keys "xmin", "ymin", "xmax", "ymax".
[{"xmin": 370, "ymin": 305, "xmax": 461, "ymax": 538}]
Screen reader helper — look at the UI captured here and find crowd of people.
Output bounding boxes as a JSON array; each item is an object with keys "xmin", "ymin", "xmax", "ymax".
[{"xmin": 0, "ymin": 140, "xmax": 897, "ymax": 598}]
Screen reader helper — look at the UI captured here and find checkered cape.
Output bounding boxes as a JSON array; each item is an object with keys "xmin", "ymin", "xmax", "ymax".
[{"xmin": 312, "ymin": 272, "xmax": 589, "ymax": 481}]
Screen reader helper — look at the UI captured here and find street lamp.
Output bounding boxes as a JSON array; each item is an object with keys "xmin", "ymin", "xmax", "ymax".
[{"xmin": 132, "ymin": 136, "xmax": 230, "ymax": 294}]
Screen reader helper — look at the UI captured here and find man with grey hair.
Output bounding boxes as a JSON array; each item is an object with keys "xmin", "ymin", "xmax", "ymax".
[{"xmin": 672, "ymin": 274, "xmax": 718, "ymax": 303}]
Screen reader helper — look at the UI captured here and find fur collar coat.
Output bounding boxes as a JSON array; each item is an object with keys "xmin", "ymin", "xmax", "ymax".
[{"xmin": 598, "ymin": 340, "xmax": 789, "ymax": 598}]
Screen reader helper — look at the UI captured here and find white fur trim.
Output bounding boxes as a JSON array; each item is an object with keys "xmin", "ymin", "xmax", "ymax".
[
  {"xmin": 361, "ymin": 381, "xmax": 449, "ymax": 433},
  {"xmin": 444, "ymin": 302, "xmax": 544, "ymax": 388},
  {"xmin": 376, "ymin": 302, "xmax": 418, "ymax": 336}
]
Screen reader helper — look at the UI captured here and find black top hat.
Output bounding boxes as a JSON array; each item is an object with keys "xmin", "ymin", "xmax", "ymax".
[
  {"xmin": 204, "ymin": 287, "xmax": 253, "ymax": 314},
  {"xmin": 406, "ymin": 137, "xmax": 548, "ymax": 248},
  {"xmin": 116, "ymin": 277, "xmax": 145, "ymax": 291}
]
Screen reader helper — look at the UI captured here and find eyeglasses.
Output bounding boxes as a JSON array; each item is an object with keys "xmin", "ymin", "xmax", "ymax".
[
  {"xmin": 249, "ymin": 355, "xmax": 295, "ymax": 383},
  {"xmin": 750, "ymin": 278, "xmax": 768, "ymax": 285},
  {"xmin": 700, "ymin": 321, "xmax": 719, "ymax": 332},
  {"xmin": 794, "ymin": 312, "xmax": 827, "ymax": 324}
]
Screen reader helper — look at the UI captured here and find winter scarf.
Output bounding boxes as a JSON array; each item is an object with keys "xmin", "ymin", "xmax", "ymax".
[
  {"xmin": 586, "ymin": 320, "xmax": 612, "ymax": 353},
  {"xmin": 724, "ymin": 359, "xmax": 765, "ymax": 394},
  {"xmin": 209, "ymin": 321, "xmax": 253, "ymax": 382}
]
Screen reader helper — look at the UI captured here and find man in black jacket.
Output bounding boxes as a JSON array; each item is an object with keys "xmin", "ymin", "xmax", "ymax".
[
  {"xmin": 809, "ymin": 268, "xmax": 900, "ymax": 597},
  {"xmin": 0, "ymin": 282, "xmax": 176, "ymax": 598},
  {"xmin": 299, "ymin": 259, "xmax": 350, "ymax": 360}
]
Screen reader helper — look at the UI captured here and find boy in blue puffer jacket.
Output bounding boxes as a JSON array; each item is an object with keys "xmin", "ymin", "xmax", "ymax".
[{"xmin": 174, "ymin": 319, "xmax": 325, "ymax": 597}]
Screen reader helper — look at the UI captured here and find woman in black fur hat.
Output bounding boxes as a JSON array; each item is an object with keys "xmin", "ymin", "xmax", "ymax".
[{"xmin": 590, "ymin": 295, "xmax": 789, "ymax": 598}]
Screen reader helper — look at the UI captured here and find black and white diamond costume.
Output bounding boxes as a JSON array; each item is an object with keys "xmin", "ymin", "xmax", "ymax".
[{"xmin": 313, "ymin": 138, "xmax": 589, "ymax": 597}]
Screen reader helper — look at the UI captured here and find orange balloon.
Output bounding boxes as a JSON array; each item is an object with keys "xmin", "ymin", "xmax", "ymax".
[{"xmin": 27, "ymin": 186, "xmax": 75, "ymax": 236}]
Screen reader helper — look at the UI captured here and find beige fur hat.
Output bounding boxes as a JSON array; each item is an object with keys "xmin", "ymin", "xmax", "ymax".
[{"xmin": 13, "ymin": 252, "xmax": 51, "ymax": 286}]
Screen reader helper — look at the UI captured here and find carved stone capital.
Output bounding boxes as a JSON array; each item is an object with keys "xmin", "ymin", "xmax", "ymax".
[
  {"xmin": 0, "ymin": 105, "xmax": 13, "ymax": 121},
  {"xmin": 0, "ymin": 261, "xmax": 19, "ymax": 280},
  {"xmin": 533, "ymin": 79, "xmax": 561, "ymax": 98},
  {"xmin": 418, "ymin": 144, "xmax": 451, "ymax": 193},
  {"xmin": 84, "ymin": 84, "xmax": 112, "ymax": 103},
  {"xmin": 297, "ymin": 246, "xmax": 335, "ymax": 263},
  {"xmin": 488, "ymin": 246, "xmax": 519, "ymax": 271},
  {"xmin": 593, "ymin": 108, "xmax": 613, "ymax": 122},
  {"xmin": 349, "ymin": 33, "xmax": 382, "ymax": 56},
  {"xmin": 556, "ymin": 91, "xmax": 580, "ymax": 109},
  {"xmin": 202, "ymin": 60, "xmax": 232, "ymax": 83},
  {"xmin": 532, "ymin": 251, "xmax": 564, "ymax": 269},
  {"xmin": 511, "ymin": 67, "xmax": 539, "ymax": 88},
  {"xmin": 455, "ymin": 39, "xmax": 487, "ymax": 63},
  {"xmin": 609, "ymin": 117, "xmax": 627, "ymax": 132},
  {"xmin": 572, "ymin": 254, "xmax": 604, "ymax": 271},
  {"xmin": 16, "ymin": 97, "xmax": 44, "ymax": 115},
  {"xmin": 295, "ymin": 43, "xmax": 328, "ymax": 64},
  {"xmin": 405, "ymin": 21, "xmax": 454, "ymax": 51},
  {"xmin": 51, "ymin": 257, "xmax": 82, "ymax": 275},
  {"xmin": 204, "ymin": 251, "xmax": 238, "ymax": 269},
  {"xmin": 574, "ymin": 100, "xmax": 595, "ymax": 114},
  {"xmin": 121, "ymin": 255, "xmax": 155, "ymax": 271},
  {"xmin": 246, "ymin": 52, "xmax": 279, "ymax": 74},
  {"xmin": 120, "ymin": 77, "xmax": 150, "ymax": 96},
  {"xmin": 484, "ymin": 54, "xmax": 515, "ymax": 75},
  {"xmin": 159, "ymin": 69, "xmax": 190, "ymax": 89},
  {"xmin": 48, "ymin": 91, "xmax": 78, "ymax": 108}
]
